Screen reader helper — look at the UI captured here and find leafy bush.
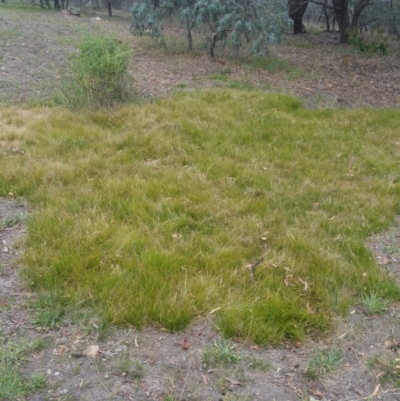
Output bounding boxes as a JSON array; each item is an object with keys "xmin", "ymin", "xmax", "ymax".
[
  {"xmin": 348, "ymin": 29, "xmax": 389, "ymax": 55},
  {"xmin": 64, "ymin": 36, "xmax": 132, "ymax": 109},
  {"xmin": 130, "ymin": 0, "xmax": 164, "ymax": 42}
]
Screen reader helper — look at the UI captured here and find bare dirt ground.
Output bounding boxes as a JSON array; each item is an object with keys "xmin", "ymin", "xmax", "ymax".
[
  {"xmin": 1, "ymin": 5, "xmax": 400, "ymax": 401},
  {"xmin": 0, "ymin": 6, "xmax": 400, "ymax": 108}
]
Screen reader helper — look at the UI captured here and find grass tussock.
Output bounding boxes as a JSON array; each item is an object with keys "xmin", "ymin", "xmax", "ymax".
[
  {"xmin": 0, "ymin": 90, "xmax": 400, "ymax": 344},
  {"xmin": 305, "ymin": 348, "xmax": 344, "ymax": 379}
]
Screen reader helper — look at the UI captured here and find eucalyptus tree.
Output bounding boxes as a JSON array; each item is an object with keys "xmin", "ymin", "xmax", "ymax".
[{"xmin": 131, "ymin": 0, "xmax": 291, "ymax": 57}]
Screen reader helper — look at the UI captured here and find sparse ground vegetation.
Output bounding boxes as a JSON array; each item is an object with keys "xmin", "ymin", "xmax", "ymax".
[
  {"xmin": 1, "ymin": 2, "xmax": 400, "ymax": 401},
  {"xmin": 0, "ymin": 340, "xmax": 46, "ymax": 400},
  {"xmin": 304, "ymin": 348, "xmax": 344, "ymax": 379},
  {"xmin": 203, "ymin": 340, "xmax": 242, "ymax": 367}
]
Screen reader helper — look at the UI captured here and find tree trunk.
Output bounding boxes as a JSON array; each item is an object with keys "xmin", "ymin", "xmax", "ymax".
[
  {"xmin": 210, "ymin": 34, "xmax": 217, "ymax": 58},
  {"xmin": 288, "ymin": 0, "xmax": 308, "ymax": 34},
  {"xmin": 322, "ymin": 0, "xmax": 334, "ymax": 32},
  {"xmin": 107, "ymin": 0, "xmax": 112, "ymax": 16},
  {"xmin": 187, "ymin": 19, "xmax": 192, "ymax": 51},
  {"xmin": 332, "ymin": 0, "xmax": 349, "ymax": 43},
  {"xmin": 323, "ymin": 3, "xmax": 330, "ymax": 31},
  {"xmin": 54, "ymin": 0, "xmax": 61, "ymax": 9},
  {"xmin": 350, "ymin": 0, "xmax": 372, "ymax": 29}
]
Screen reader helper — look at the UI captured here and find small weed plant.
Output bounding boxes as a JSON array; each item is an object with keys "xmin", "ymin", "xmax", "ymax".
[
  {"xmin": 384, "ymin": 233, "xmax": 400, "ymax": 256},
  {"xmin": 305, "ymin": 348, "xmax": 344, "ymax": 379},
  {"xmin": 1, "ymin": 212, "xmax": 27, "ymax": 229},
  {"xmin": 360, "ymin": 292, "xmax": 389, "ymax": 315},
  {"xmin": 118, "ymin": 352, "xmax": 144, "ymax": 379},
  {"xmin": 203, "ymin": 340, "xmax": 241, "ymax": 367},
  {"xmin": 63, "ymin": 35, "xmax": 132, "ymax": 109}
]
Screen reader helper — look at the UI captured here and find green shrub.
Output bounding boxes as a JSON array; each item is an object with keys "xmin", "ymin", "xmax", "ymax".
[
  {"xmin": 348, "ymin": 29, "xmax": 389, "ymax": 55},
  {"xmin": 64, "ymin": 36, "xmax": 132, "ymax": 109}
]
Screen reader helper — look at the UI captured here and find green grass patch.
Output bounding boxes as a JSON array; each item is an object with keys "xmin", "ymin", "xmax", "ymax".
[
  {"xmin": 209, "ymin": 68, "xmax": 232, "ymax": 82},
  {"xmin": 1, "ymin": 90, "xmax": 400, "ymax": 344},
  {"xmin": 209, "ymin": 74, "xmax": 230, "ymax": 82},
  {"xmin": 228, "ymin": 80, "xmax": 254, "ymax": 91},
  {"xmin": 31, "ymin": 291, "xmax": 65, "ymax": 329},
  {"xmin": 0, "ymin": 340, "xmax": 46, "ymax": 400}
]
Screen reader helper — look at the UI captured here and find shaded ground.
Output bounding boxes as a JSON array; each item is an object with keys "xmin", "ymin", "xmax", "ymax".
[
  {"xmin": 0, "ymin": 6, "xmax": 400, "ymax": 108},
  {"xmin": 1, "ymin": 5, "xmax": 400, "ymax": 401}
]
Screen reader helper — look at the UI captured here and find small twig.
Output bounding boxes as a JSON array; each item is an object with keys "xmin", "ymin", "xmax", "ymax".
[
  {"xmin": 356, "ymin": 387, "xmax": 400, "ymax": 400},
  {"xmin": 247, "ymin": 254, "xmax": 266, "ymax": 282}
]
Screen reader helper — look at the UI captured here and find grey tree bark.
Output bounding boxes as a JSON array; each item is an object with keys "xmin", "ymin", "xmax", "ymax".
[
  {"xmin": 288, "ymin": 0, "xmax": 309, "ymax": 33},
  {"xmin": 332, "ymin": 0, "xmax": 349, "ymax": 43}
]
